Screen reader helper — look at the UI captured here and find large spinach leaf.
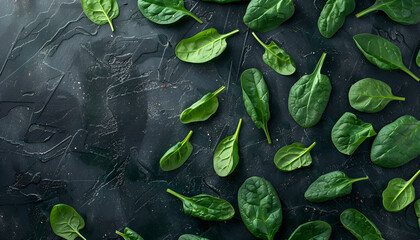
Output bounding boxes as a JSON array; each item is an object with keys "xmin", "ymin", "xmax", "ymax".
[
  {"xmin": 252, "ymin": 32, "xmax": 296, "ymax": 75},
  {"xmin": 241, "ymin": 68, "xmax": 272, "ymax": 144},
  {"xmin": 50, "ymin": 204, "xmax": 87, "ymax": 240},
  {"xmin": 138, "ymin": 0, "xmax": 203, "ymax": 24},
  {"xmin": 356, "ymin": 0, "xmax": 420, "ymax": 25},
  {"xmin": 382, "ymin": 169, "xmax": 420, "ymax": 212},
  {"xmin": 180, "ymin": 86, "xmax": 225, "ymax": 124},
  {"xmin": 116, "ymin": 227, "xmax": 144, "ymax": 240},
  {"xmin": 213, "ymin": 119, "xmax": 242, "ymax": 177},
  {"xmin": 304, "ymin": 171, "xmax": 369, "ymax": 203},
  {"xmin": 167, "ymin": 189, "xmax": 235, "ymax": 221},
  {"xmin": 274, "ymin": 142, "xmax": 316, "ymax": 172},
  {"xmin": 288, "ymin": 53, "xmax": 332, "ymax": 128},
  {"xmin": 238, "ymin": 176, "xmax": 282, "ymax": 240},
  {"xmin": 371, "ymin": 115, "xmax": 420, "ymax": 168},
  {"xmin": 243, "ymin": 0, "xmax": 295, "ymax": 32},
  {"xmin": 81, "ymin": 0, "xmax": 119, "ymax": 32},
  {"xmin": 415, "ymin": 199, "xmax": 420, "ymax": 228},
  {"xmin": 176, "ymin": 29, "xmax": 239, "ymax": 63},
  {"xmin": 353, "ymin": 33, "xmax": 419, "ymax": 81},
  {"xmin": 179, "ymin": 234, "xmax": 210, "ymax": 240},
  {"xmin": 288, "ymin": 221, "xmax": 332, "ymax": 240},
  {"xmin": 340, "ymin": 209, "xmax": 384, "ymax": 240},
  {"xmin": 331, "ymin": 112, "xmax": 376, "ymax": 155},
  {"xmin": 318, "ymin": 0, "xmax": 355, "ymax": 38},
  {"xmin": 160, "ymin": 131, "xmax": 193, "ymax": 171},
  {"xmin": 348, "ymin": 78, "xmax": 405, "ymax": 113}
]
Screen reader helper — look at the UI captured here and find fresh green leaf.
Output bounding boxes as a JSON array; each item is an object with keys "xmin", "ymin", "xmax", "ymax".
[
  {"xmin": 382, "ymin": 169, "xmax": 420, "ymax": 212},
  {"xmin": 288, "ymin": 221, "xmax": 332, "ymax": 240},
  {"xmin": 356, "ymin": 0, "xmax": 420, "ymax": 25},
  {"xmin": 180, "ymin": 86, "xmax": 225, "ymax": 124},
  {"xmin": 340, "ymin": 209, "xmax": 384, "ymax": 240},
  {"xmin": 243, "ymin": 0, "xmax": 295, "ymax": 32},
  {"xmin": 241, "ymin": 68, "xmax": 272, "ymax": 144},
  {"xmin": 81, "ymin": 0, "xmax": 119, "ymax": 32},
  {"xmin": 304, "ymin": 171, "xmax": 369, "ymax": 203},
  {"xmin": 175, "ymin": 29, "xmax": 239, "ymax": 63},
  {"xmin": 274, "ymin": 142, "xmax": 316, "ymax": 172},
  {"xmin": 252, "ymin": 32, "xmax": 296, "ymax": 75},
  {"xmin": 179, "ymin": 234, "xmax": 209, "ymax": 240},
  {"xmin": 415, "ymin": 199, "xmax": 420, "ymax": 228},
  {"xmin": 371, "ymin": 115, "xmax": 420, "ymax": 168},
  {"xmin": 238, "ymin": 176, "xmax": 282, "ymax": 240},
  {"xmin": 331, "ymin": 112, "xmax": 376, "ymax": 155},
  {"xmin": 201, "ymin": 0, "xmax": 245, "ymax": 3},
  {"xmin": 50, "ymin": 204, "xmax": 87, "ymax": 240},
  {"xmin": 318, "ymin": 0, "xmax": 355, "ymax": 38},
  {"xmin": 167, "ymin": 189, "xmax": 235, "ymax": 221},
  {"xmin": 138, "ymin": 0, "xmax": 202, "ymax": 24},
  {"xmin": 116, "ymin": 227, "xmax": 144, "ymax": 240},
  {"xmin": 288, "ymin": 52, "xmax": 332, "ymax": 128},
  {"xmin": 417, "ymin": 50, "xmax": 420, "ymax": 68},
  {"xmin": 160, "ymin": 131, "xmax": 193, "ymax": 171},
  {"xmin": 213, "ymin": 119, "xmax": 242, "ymax": 177},
  {"xmin": 353, "ymin": 33, "xmax": 419, "ymax": 81},
  {"xmin": 348, "ymin": 78, "xmax": 405, "ymax": 113}
]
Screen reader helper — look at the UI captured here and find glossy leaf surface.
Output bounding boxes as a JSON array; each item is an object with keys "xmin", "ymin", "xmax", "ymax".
[
  {"xmin": 274, "ymin": 142, "xmax": 316, "ymax": 172},
  {"xmin": 318, "ymin": 0, "xmax": 355, "ymax": 38},
  {"xmin": 179, "ymin": 234, "xmax": 210, "ymax": 240},
  {"xmin": 138, "ymin": 0, "xmax": 202, "ymax": 24},
  {"xmin": 288, "ymin": 221, "xmax": 332, "ymax": 240},
  {"xmin": 340, "ymin": 209, "xmax": 383, "ymax": 240},
  {"xmin": 160, "ymin": 131, "xmax": 193, "ymax": 171},
  {"xmin": 81, "ymin": 0, "xmax": 119, "ymax": 31},
  {"xmin": 415, "ymin": 199, "xmax": 420, "ymax": 228},
  {"xmin": 50, "ymin": 204, "xmax": 87, "ymax": 240},
  {"xmin": 356, "ymin": 0, "xmax": 420, "ymax": 25},
  {"xmin": 116, "ymin": 227, "xmax": 145, "ymax": 240}
]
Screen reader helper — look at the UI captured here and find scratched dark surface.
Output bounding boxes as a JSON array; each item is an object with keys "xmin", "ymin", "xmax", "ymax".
[{"xmin": 0, "ymin": 0, "xmax": 420, "ymax": 239}]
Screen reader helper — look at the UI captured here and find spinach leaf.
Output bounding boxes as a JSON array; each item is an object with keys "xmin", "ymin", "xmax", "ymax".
[
  {"xmin": 252, "ymin": 32, "xmax": 296, "ymax": 75},
  {"xmin": 382, "ymin": 169, "xmax": 420, "ymax": 212},
  {"xmin": 304, "ymin": 171, "xmax": 369, "ymax": 203},
  {"xmin": 81, "ymin": 0, "xmax": 119, "ymax": 32},
  {"xmin": 371, "ymin": 115, "xmax": 420, "ymax": 168},
  {"xmin": 180, "ymin": 86, "xmax": 225, "ymax": 124},
  {"xmin": 241, "ymin": 68, "xmax": 272, "ymax": 144},
  {"xmin": 288, "ymin": 53, "xmax": 332, "ymax": 128},
  {"xmin": 348, "ymin": 78, "xmax": 405, "ymax": 113},
  {"xmin": 417, "ymin": 50, "xmax": 420, "ymax": 68},
  {"xmin": 213, "ymin": 119, "xmax": 242, "ymax": 177},
  {"xmin": 288, "ymin": 221, "xmax": 332, "ymax": 240},
  {"xmin": 179, "ymin": 234, "xmax": 209, "ymax": 240},
  {"xmin": 138, "ymin": 0, "xmax": 202, "ymax": 24},
  {"xmin": 167, "ymin": 189, "xmax": 235, "ymax": 221},
  {"xmin": 415, "ymin": 199, "xmax": 420, "ymax": 228},
  {"xmin": 243, "ymin": 0, "xmax": 295, "ymax": 32},
  {"xmin": 318, "ymin": 0, "xmax": 355, "ymax": 38},
  {"xmin": 340, "ymin": 209, "xmax": 384, "ymax": 240},
  {"xmin": 201, "ymin": 0, "xmax": 245, "ymax": 3},
  {"xmin": 160, "ymin": 130, "xmax": 193, "ymax": 171},
  {"xmin": 353, "ymin": 33, "xmax": 419, "ymax": 81},
  {"xmin": 274, "ymin": 142, "xmax": 316, "ymax": 172},
  {"xmin": 175, "ymin": 29, "xmax": 239, "ymax": 63},
  {"xmin": 238, "ymin": 176, "xmax": 282, "ymax": 240},
  {"xmin": 116, "ymin": 227, "xmax": 144, "ymax": 240},
  {"xmin": 331, "ymin": 112, "xmax": 376, "ymax": 155},
  {"xmin": 356, "ymin": 0, "xmax": 420, "ymax": 25},
  {"xmin": 50, "ymin": 204, "xmax": 87, "ymax": 240}
]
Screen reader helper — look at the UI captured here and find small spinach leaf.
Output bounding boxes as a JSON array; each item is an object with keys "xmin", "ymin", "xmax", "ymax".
[
  {"xmin": 304, "ymin": 171, "xmax": 369, "ymax": 203},
  {"xmin": 415, "ymin": 199, "xmax": 420, "ymax": 228},
  {"xmin": 116, "ymin": 227, "xmax": 144, "ymax": 240},
  {"xmin": 81, "ymin": 0, "xmax": 119, "ymax": 32},
  {"xmin": 175, "ymin": 29, "xmax": 239, "ymax": 63},
  {"xmin": 241, "ymin": 68, "xmax": 272, "ymax": 144},
  {"xmin": 348, "ymin": 78, "xmax": 405, "ymax": 113},
  {"xmin": 167, "ymin": 188, "xmax": 235, "ymax": 221},
  {"xmin": 138, "ymin": 0, "xmax": 202, "ymax": 24},
  {"xmin": 238, "ymin": 176, "xmax": 282, "ymax": 240},
  {"xmin": 417, "ymin": 50, "xmax": 420, "ymax": 68},
  {"xmin": 288, "ymin": 221, "xmax": 332, "ymax": 240},
  {"xmin": 356, "ymin": 0, "xmax": 420, "ymax": 25},
  {"xmin": 50, "ymin": 204, "xmax": 87, "ymax": 240},
  {"xmin": 274, "ymin": 142, "xmax": 316, "ymax": 172},
  {"xmin": 382, "ymin": 169, "xmax": 420, "ymax": 212},
  {"xmin": 331, "ymin": 112, "xmax": 376, "ymax": 155},
  {"xmin": 160, "ymin": 131, "xmax": 193, "ymax": 171},
  {"xmin": 353, "ymin": 33, "xmax": 419, "ymax": 81},
  {"xmin": 371, "ymin": 115, "xmax": 420, "ymax": 168},
  {"xmin": 252, "ymin": 32, "xmax": 296, "ymax": 75},
  {"xmin": 213, "ymin": 119, "xmax": 242, "ymax": 177},
  {"xmin": 243, "ymin": 0, "xmax": 295, "ymax": 32},
  {"xmin": 340, "ymin": 209, "xmax": 384, "ymax": 240},
  {"xmin": 180, "ymin": 86, "xmax": 225, "ymax": 124},
  {"xmin": 179, "ymin": 234, "xmax": 209, "ymax": 240},
  {"xmin": 318, "ymin": 0, "xmax": 355, "ymax": 38},
  {"xmin": 288, "ymin": 53, "xmax": 332, "ymax": 128}
]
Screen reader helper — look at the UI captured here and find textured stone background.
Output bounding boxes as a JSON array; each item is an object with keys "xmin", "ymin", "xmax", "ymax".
[{"xmin": 0, "ymin": 0, "xmax": 419, "ymax": 239}]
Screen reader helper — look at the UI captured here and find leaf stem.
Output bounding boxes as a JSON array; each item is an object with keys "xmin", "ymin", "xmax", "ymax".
[
  {"xmin": 306, "ymin": 142, "xmax": 317, "ymax": 151},
  {"xmin": 166, "ymin": 188, "xmax": 188, "ymax": 201},
  {"xmin": 251, "ymin": 32, "xmax": 266, "ymax": 48},
  {"xmin": 407, "ymin": 169, "xmax": 420, "ymax": 186},
  {"xmin": 355, "ymin": 5, "xmax": 378, "ymax": 18},
  {"xmin": 349, "ymin": 176, "xmax": 369, "ymax": 184},
  {"xmin": 234, "ymin": 118, "xmax": 243, "ymax": 137},
  {"xmin": 391, "ymin": 96, "xmax": 406, "ymax": 101},
  {"xmin": 115, "ymin": 230, "xmax": 124, "ymax": 237},
  {"xmin": 312, "ymin": 53, "xmax": 327, "ymax": 76},
  {"xmin": 223, "ymin": 29, "xmax": 240, "ymax": 39},
  {"xmin": 263, "ymin": 122, "xmax": 272, "ymax": 144},
  {"xmin": 181, "ymin": 130, "xmax": 193, "ymax": 144},
  {"xmin": 77, "ymin": 232, "xmax": 87, "ymax": 240},
  {"xmin": 212, "ymin": 86, "xmax": 226, "ymax": 96},
  {"xmin": 185, "ymin": 11, "xmax": 203, "ymax": 24},
  {"xmin": 400, "ymin": 66, "xmax": 420, "ymax": 81}
]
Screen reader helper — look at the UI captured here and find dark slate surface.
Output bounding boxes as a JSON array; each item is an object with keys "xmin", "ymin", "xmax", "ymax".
[{"xmin": 0, "ymin": 0, "xmax": 419, "ymax": 239}]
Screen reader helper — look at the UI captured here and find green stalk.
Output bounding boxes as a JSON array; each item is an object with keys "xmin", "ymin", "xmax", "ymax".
[
  {"xmin": 313, "ymin": 53, "xmax": 327, "ymax": 76},
  {"xmin": 77, "ymin": 232, "xmax": 87, "ymax": 240},
  {"xmin": 356, "ymin": 4, "xmax": 381, "ymax": 18},
  {"xmin": 181, "ymin": 131, "xmax": 193, "ymax": 145},
  {"xmin": 390, "ymin": 96, "xmax": 406, "ymax": 101},
  {"xmin": 251, "ymin": 32, "xmax": 267, "ymax": 48},
  {"xmin": 400, "ymin": 66, "xmax": 420, "ymax": 82},
  {"xmin": 167, "ymin": 188, "xmax": 188, "ymax": 201},
  {"xmin": 306, "ymin": 142, "xmax": 317, "ymax": 151},
  {"xmin": 115, "ymin": 230, "xmax": 124, "ymax": 237},
  {"xmin": 234, "ymin": 118, "xmax": 243, "ymax": 138},
  {"xmin": 223, "ymin": 29, "xmax": 240, "ymax": 38},
  {"xmin": 212, "ymin": 86, "xmax": 226, "ymax": 96},
  {"xmin": 263, "ymin": 122, "xmax": 272, "ymax": 144},
  {"xmin": 349, "ymin": 176, "xmax": 369, "ymax": 184},
  {"xmin": 185, "ymin": 11, "xmax": 203, "ymax": 24},
  {"xmin": 407, "ymin": 169, "xmax": 420, "ymax": 186}
]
